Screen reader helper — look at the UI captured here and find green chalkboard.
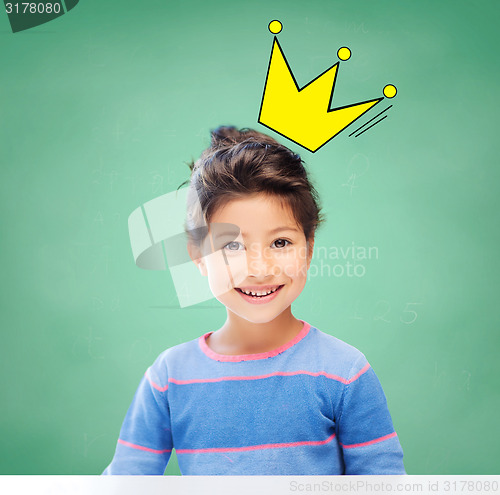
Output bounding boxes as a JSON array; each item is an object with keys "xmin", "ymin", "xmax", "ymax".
[{"xmin": 1, "ymin": 0, "xmax": 498, "ymax": 475}]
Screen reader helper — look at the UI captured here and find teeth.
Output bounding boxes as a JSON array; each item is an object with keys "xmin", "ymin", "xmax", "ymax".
[{"xmin": 239, "ymin": 287, "xmax": 280, "ymax": 297}]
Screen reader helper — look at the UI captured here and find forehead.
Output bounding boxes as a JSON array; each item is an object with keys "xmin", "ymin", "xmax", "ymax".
[{"xmin": 210, "ymin": 194, "xmax": 301, "ymax": 236}]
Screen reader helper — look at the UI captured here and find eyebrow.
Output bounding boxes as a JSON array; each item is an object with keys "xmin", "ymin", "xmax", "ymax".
[
  {"xmin": 212, "ymin": 226, "xmax": 300, "ymax": 238},
  {"xmin": 265, "ymin": 226, "xmax": 300, "ymax": 235}
]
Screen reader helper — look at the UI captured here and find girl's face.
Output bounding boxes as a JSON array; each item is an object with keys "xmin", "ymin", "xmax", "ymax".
[{"xmin": 194, "ymin": 194, "xmax": 313, "ymax": 324}]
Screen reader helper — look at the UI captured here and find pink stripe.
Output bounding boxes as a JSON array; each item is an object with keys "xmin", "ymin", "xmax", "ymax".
[
  {"xmin": 176, "ymin": 433, "xmax": 336, "ymax": 454},
  {"xmin": 341, "ymin": 432, "xmax": 397, "ymax": 449},
  {"xmin": 347, "ymin": 362, "xmax": 371, "ymax": 384},
  {"xmin": 198, "ymin": 320, "xmax": 311, "ymax": 362},
  {"xmin": 118, "ymin": 439, "xmax": 171, "ymax": 454},
  {"xmin": 169, "ymin": 369, "xmax": 358, "ymax": 385},
  {"xmin": 168, "ymin": 363, "xmax": 371, "ymax": 386},
  {"xmin": 145, "ymin": 369, "xmax": 168, "ymax": 392}
]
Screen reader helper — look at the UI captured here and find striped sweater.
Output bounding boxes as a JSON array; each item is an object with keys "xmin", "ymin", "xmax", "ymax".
[{"xmin": 103, "ymin": 321, "xmax": 405, "ymax": 475}]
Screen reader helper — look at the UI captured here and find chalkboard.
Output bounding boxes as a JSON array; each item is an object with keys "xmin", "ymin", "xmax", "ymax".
[{"xmin": 0, "ymin": 0, "xmax": 498, "ymax": 475}]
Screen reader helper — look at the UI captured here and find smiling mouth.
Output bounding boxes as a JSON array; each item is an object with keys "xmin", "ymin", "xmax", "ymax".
[{"xmin": 235, "ymin": 285, "xmax": 284, "ymax": 298}]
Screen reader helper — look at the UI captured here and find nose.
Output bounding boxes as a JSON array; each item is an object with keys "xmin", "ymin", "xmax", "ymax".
[{"xmin": 247, "ymin": 246, "xmax": 274, "ymax": 278}]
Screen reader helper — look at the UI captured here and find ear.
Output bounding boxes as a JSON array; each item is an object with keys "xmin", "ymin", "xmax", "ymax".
[
  {"xmin": 187, "ymin": 241, "xmax": 208, "ymax": 277},
  {"xmin": 306, "ymin": 237, "xmax": 315, "ymax": 269}
]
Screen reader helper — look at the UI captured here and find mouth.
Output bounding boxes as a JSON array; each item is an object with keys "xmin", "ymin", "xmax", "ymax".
[{"xmin": 234, "ymin": 285, "xmax": 284, "ymax": 304}]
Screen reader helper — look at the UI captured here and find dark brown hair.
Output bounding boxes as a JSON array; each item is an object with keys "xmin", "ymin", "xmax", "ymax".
[{"xmin": 184, "ymin": 126, "xmax": 323, "ymax": 245}]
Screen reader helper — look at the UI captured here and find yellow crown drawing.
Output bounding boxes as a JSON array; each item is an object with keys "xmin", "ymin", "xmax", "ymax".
[{"xmin": 258, "ymin": 20, "xmax": 397, "ymax": 152}]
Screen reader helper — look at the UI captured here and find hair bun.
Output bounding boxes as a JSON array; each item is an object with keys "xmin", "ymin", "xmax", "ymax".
[
  {"xmin": 210, "ymin": 126, "xmax": 281, "ymax": 149},
  {"xmin": 210, "ymin": 126, "xmax": 245, "ymax": 147}
]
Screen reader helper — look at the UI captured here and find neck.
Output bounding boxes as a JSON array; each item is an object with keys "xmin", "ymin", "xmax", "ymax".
[{"xmin": 207, "ymin": 307, "xmax": 304, "ymax": 356}]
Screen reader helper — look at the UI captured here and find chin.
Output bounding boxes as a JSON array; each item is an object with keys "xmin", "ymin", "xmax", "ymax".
[
  {"xmin": 230, "ymin": 305, "xmax": 289, "ymax": 325},
  {"xmin": 241, "ymin": 314, "xmax": 280, "ymax": 324}
]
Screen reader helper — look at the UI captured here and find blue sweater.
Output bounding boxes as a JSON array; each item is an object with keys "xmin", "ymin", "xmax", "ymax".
[{"xmin": 103, "ymin": 321, "xmax": 405, "ymax": 475}]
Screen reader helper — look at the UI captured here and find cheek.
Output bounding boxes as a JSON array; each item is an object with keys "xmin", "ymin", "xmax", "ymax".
[
  {"xmin": 224, "ymin": 252, "xmax": 249, "ymax": 287},
  {"xmin": 283, "ymin": 262, "xmax": 308, "ymax": 280},
  {"xmin": 205, "ymin": 252, "xmax": 234, "ymax": 295},
  {"xmin": 278, "ymin": 250, "xmax": 310, "ymax": 279}
]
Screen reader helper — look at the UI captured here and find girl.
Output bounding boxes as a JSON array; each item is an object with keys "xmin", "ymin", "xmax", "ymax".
[{"xmin": 103, "ymin": 126, "xmax": 405, "ymax": 475}]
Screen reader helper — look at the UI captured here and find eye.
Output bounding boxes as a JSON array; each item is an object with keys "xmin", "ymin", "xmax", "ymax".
[
  {"xmin": 272, "ymin": 238, "xmax": 291, "ymax": 249},
  {"xmin": 223, "ymin": 241, "xmax": 244, "ymax": 251}
]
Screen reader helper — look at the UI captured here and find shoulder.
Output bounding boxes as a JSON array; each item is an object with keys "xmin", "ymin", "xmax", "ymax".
[
  {"xmin": 147, "ymin": 336, "xmax": 201, "ymax": 380},
  {"xmin": 306, "ymin": 325, "xmax": 366, "ymax": 361},
  {"xmin": 302, "ymin": 324, "xmax": 368, "ymax": 379}
]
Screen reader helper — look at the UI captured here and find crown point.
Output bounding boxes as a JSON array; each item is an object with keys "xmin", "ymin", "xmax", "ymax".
[
  {"xmin": 268, "ymin": 20, "xmax": 282, "ymax": 34},
  {"xmin": 383, "ymin": 84, "xmax": 397, "ymax": 98},
  {"xmin": 337, "ymin": 47, "xmax": 351, "ymax": 61}
]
